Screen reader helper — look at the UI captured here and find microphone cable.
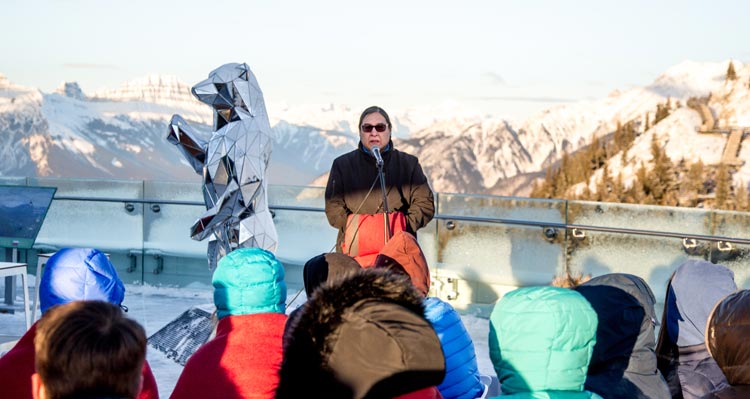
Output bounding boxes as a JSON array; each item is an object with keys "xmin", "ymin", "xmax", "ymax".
[{"xmin": 329, "ymin": 173, "xmax": 381, "ymax": 254}]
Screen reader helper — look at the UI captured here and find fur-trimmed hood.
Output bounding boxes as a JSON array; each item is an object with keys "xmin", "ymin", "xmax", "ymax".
[{"xmin": 278, "ymin": 269, "xmax": 445, "ymax": 399}]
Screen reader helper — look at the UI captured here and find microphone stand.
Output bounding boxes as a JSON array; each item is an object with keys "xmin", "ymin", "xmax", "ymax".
[{"xmin": 376, "ymin": 157, "xmax": 392, "ymax": 242}]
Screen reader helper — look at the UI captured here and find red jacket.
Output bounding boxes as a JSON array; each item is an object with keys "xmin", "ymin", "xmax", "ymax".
[
  {"xmin": 170, "ymin": 313, "xmax": 287, "ymax": 399},
  {"xmin": 0, "ymin": 323, "xmax": 159, "ymax": 399},
  {"xmin": 396, "ymin": 387, "xmax": 445, "ymax": 399}
]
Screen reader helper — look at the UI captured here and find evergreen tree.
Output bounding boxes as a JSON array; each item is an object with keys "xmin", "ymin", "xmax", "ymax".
[
  {"xmin": 684, "ymin": 160, "xmax": 705, "ymax": 207},
  {"xmin": 687, "ymin": 160, "xmax": 705, "ymax": 194},
  {"xmin": 614, "ymin": 121, "xmax": 624, "ymax": 149},
  {"xmin": 619, "ymin": 121, "xmax": 636, "ymax": 166},
  {"xmin": 649, "ymin": 133, "xmax": 674, "ymax": 203},
  {"xmin": 530, "ymin": 180, "xmax": 541, "ymax": 198},
  {"xmin": 714, "ymin": 163, "xmax": 731, "ymax": 209},
  {"xmin": 736, "ymin": 182, "xmax": 748, "ymax": 211},
  {"xmin": 612, "ymin": 172, "xmax": 625, "ymax": 202},
  {"xmin": 727, "ymin": 60, "xmax": 738, "ymax": 81},
  {"xmin": 597, "ymin": 164, "xmax": 618, "ymax": 203},
  {"xmin": 654, "ymin": 99, "xmax": 671, "ymax": 124},
  {"xmin": 626, "ymin": 162, "xmax": 649, "ymax": 204}
]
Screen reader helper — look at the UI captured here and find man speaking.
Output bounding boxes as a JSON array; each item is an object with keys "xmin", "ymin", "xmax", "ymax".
[{"xmin": 324, "ymin": 106, "xmax": 435, "ymax": 266}]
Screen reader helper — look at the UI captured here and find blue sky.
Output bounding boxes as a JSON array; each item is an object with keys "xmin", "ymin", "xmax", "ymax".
[{"xmin": 1, "ymin": 0, "xmax": 749, "ymax": 119}]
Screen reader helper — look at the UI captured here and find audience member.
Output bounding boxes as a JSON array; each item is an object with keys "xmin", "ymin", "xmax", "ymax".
[
  {"xmin": 283, "ymin": 252, "xmax": 361, "ymax": 347},
  {"xmin": 656, "ymin": 260, "xmax": 735, "ymax": 399},
  {"xmin": 324, "ymin": 105, "xmax": 434, "ymax": 266},
  {"xmin": 0, "ymin": 247, "xmax": 158, "ymax": 399},
  {"xmin": 550, "ymin": 271, "xmax": 591, "ymax": 288},
  {"xmin": 170, "ymin": 247, "xmax": 287, "ymax": 399},
  {"xmin": 31, "ymin": 300, "xmax": 147, "ymax": 399},
  {"xmin": 575, "ymin": 273, "xmax": 671, "ymax": 399},
  {"xmin": 702, "ymin": 289, "xmax": 750, "ymax": 398},
  {"xmin": 374, "ymin": 231, "xmax": 484, "ymax": 399},
  {"xmin": 489, "ymin": 286, "xmax": 601, "ymax": 398},
  {"xmin": 278, "ymin": 268, "xmax": 446, "ymax": 399}
]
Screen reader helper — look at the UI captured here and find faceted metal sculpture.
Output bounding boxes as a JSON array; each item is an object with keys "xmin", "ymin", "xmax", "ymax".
[{"xmin": 167, "ymin": 63, "xmax": 278, "ymax": 269}]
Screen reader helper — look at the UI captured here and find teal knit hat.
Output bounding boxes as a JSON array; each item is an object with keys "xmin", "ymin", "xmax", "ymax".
[{"xmin": 213, "ymin": 247, "xmax": 287, "ymax": 319}]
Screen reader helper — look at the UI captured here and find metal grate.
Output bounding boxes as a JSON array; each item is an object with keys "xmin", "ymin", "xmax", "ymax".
[{"xmin": 147, "ymin": 307, "xmax": 213, "ymax": 366}]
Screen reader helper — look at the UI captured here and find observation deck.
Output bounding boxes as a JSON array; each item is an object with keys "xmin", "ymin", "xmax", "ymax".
[{"xmin": 1, "ymin": 176, "xmax": 748, "ymax": 317}]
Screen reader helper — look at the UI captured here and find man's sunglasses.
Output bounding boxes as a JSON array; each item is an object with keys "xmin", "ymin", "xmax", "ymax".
[{"xmin": 361, "ymin": 123, "xmax": 388, "ymax": 133}]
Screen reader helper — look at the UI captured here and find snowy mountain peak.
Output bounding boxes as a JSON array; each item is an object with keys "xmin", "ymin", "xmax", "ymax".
[
  {"xmin": 91, "ymin": 74, "xmax": 199, "ymax": 105},
  {"xmin": 2, "ymin": 60, "xmax": 749, "ymax": 199},
  {"xmin": 647, "ymin": 59, "xmax": 743, "ymax": 100},
  {"xmin": 55, "ymin": 81, "xmax": 86, "ymax": 100},
  {"xmin": 0, "ymin": 74, "xmax": 42, "ymax": 108}
]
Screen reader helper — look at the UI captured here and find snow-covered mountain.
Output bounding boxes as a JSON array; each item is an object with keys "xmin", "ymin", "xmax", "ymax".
[
  {"xmin": 579, "ymin": 60, "xmax": 750, "ymax": 193},
  {"xmin": 400, "ymin": 60, "xmax": 750, "ymax": 196},
  {"xmin": 1, "ymin": 72, "xmax": 484, "ymax": 185},
  {"xmin": 1, "ymin": 60, "xmax": 749, "ymax": 196}
]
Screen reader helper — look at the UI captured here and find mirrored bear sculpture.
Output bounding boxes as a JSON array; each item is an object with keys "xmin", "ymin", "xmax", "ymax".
[{"xmin": 167, "ymin": 62, "xmax": 278, "ymax": 269}]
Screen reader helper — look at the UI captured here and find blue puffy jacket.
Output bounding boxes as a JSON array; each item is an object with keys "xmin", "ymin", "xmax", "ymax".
[
  {"xmin": 424, "ymin": 296, "xmax": 483, "ymax": 399},
  {"xmin": 39, "ymin": 248, "xmax": 125, "ymax": 313}
]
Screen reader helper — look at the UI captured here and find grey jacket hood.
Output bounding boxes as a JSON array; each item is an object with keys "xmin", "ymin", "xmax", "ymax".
[{"xmin": 666, "ymin": 260, "xmax": 736, "ymax": 347}]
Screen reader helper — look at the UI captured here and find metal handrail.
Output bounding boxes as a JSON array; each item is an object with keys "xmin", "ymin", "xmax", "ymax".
[
  {"xmin": 54, "ymin": 196, "xmax": 204, "ymax": 206},
  {"xmin": 51, "ymin": 195, "xmax": 750, "ymax": 245},
  {"xmin": 434, "ymin": 213, "xmax": 750, "ymax": 245}
]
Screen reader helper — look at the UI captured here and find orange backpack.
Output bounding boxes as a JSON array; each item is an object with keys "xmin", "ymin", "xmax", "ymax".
[{"xmin": 342, "ymin": 212, "xmax": 407, "ymax": 267}]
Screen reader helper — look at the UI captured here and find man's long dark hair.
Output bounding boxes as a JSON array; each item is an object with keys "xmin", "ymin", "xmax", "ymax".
[{"xmin": 358, "ymin": 106, "xmax": 392, "ymax": 131}]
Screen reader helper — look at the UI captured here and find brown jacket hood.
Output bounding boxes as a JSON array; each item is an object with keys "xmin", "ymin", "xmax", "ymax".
[
  {"xmin": 706, "ymin": 289, "xmax": 750, "ymax": 386},
  {"xmin": 373, "ymin": 231, "xmax": 430, "ymax": 296}
]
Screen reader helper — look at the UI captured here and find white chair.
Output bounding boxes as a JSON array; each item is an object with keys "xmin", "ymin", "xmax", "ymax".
[
  {"xmin": 0, "ymin": 262, "xmax": 31, "ymax": 330},
  {"xmin": 32, "ymin": 253, "xmax": 55, "ymax": 322}
]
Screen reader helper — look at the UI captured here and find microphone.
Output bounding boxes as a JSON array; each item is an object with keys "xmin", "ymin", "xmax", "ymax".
[{"xmin": 372, "ymin": 146, "xmax": 384, "ymax": 167}]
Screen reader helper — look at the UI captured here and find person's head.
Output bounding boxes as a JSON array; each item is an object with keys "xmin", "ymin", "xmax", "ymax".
[
  {"xmin": 665, "ymin": 259, "xmax": 736, "ymax": 347},
  {"xmin": 39, "ymin": 248, "xmax": 125, "ymax": 314},
  {"xmin": 213, "ymin": 247, "xmax": 287, "ymax": 319},
  {"xmin": 358, "ymin": 106, "xmax": 392, "ymax": 151},
  {"xmin": 373, "ymin": 231, "xmax": 430, "ymax": 297},
  {"xmin": 278, "ymin": 268, "xmax": 445, "ymax": 399},
  {"xmin": 32, "ymin": 300, "xmax": 147, "ymax": 399},
  {"xmin": 551, "ymin": 271, "xmax": 592, "ymax": 288},
  {"xmin": 574, "ymin": 273, "xmax": 660, "ymax": 394},
  {"xmin": 489, "ymin": 286, "xmax": 597, "ymax": 395},
  {"xmin": 706, "ymin": 289, "xmax": 750, "ymax": 386},
  {"xmin": 303, "ymin": 253, "xmax": 361, "ymax": 297}
]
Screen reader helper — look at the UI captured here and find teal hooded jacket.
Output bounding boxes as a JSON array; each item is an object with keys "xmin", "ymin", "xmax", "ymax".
[{"xmin": 488, "ymin": 286, "xmax": 602, "ymax": 399}]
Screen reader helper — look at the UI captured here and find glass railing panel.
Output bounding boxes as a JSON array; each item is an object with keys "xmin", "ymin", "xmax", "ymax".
[
  {"xmin": 706, "ymin": 209, "xmax": 750, "ymax": 288},
  {"xmin": 434, "ymin": 194, "xmax": 567, "ymax": 313},
  {"xmin": 267, "ymin": 186, "xmax": 336, "ymax": 273},
  {"xmin": 29, "ymin": 177, "xmax": 145, "ymax": 284},
  {"xmin": 565, "ymin": 200, "xmax": 717, "ymax": 302},
  {"xmin": 141, "ymin": 180, "xmax": 211, "ymax": 287},
  {"xmin": 0, "ymin": 177, "xmax": 27, "ymax": 185}
]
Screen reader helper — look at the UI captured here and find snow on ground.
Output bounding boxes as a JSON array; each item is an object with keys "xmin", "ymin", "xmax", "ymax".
[{"xmin": 0, "ymin": 282, "xmax": 495, "ymax": 398}]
